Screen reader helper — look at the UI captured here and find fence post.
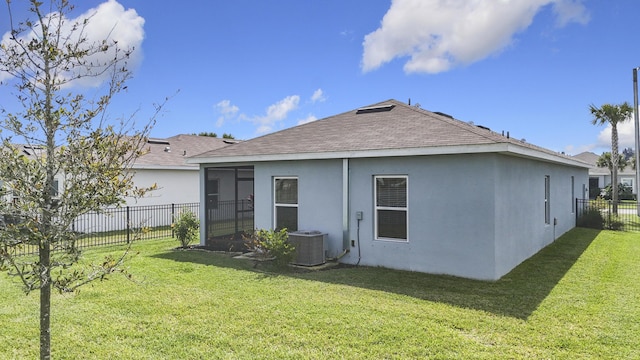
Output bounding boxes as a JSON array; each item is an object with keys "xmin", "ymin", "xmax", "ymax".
[
  {"xmin": 126, "ymin": 206, "xmax": 130, "ymax": 244},
  {"xmin": 171, "ymin": 203, "xmax": 175, "ymax": 238}
]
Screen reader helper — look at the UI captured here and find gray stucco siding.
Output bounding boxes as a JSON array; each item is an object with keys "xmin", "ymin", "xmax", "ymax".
[
  {"xmin": 346, "ymin": 154, "xmax": 498, "ymax": 279},
  {"xmin": 198, "ymin": 151, "xmax": 588, "ymax": 281},
  {"xmin": 493, "ymin": 155, "xmax": 588, "ymax": 278},
  {"xmin": 253, "ymin": 160, "xmax": 345, "ymax": 257}
]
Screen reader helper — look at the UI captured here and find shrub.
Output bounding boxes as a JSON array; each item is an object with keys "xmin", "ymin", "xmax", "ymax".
[
  {"xmin": 576, "ymin": 208, "xmax": 604, "ymax": 229},
  {"xmin": 605, "ymin": 214, "xmax": 625, "ymax": 231},
  {"xmin": 173, "ymin": 210, "xmax": 199, "ymax": 247},
  {"xmin": 243, "ymin": 229, "xmax": 296, "ymax": 267},
  {"xmin": 602, "ymin": 183, "xmax": 634, "ymax": 201}
]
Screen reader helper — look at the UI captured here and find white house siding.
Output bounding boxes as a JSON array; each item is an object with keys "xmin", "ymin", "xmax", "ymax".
[
  {"xmin": 126, "ymin": 168, "xmax": 200, "ymax": 206},
  {"xmin": 71, "ymin": 168, "xmax": 199, "ymax": 234}
]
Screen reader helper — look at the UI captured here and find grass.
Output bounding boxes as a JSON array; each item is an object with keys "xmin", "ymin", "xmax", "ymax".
[{"xmin": 1, "ymin": 228, "xmax": 638, "ymax": 359}]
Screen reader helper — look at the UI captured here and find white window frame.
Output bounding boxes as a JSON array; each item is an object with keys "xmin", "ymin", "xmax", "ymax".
[
  {"xmin": 273, "ymin": 177, "xmax": 298, "ymax": 231},
  {"xmin": 374, "ymin": 175, "xmax": 408, "ymax": 242}
]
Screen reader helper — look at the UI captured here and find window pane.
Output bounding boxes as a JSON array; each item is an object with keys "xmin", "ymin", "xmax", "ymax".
[
  {"xmin": 376, "ymin": 177, "xmax": 406, "ymax": 207},
  {"xmin": 50, "ymin": 179, "xmax": 59, "ymax": 197},
  {"xmin": 377, "ymin": 210, "xmax": 407, "ymax": 239},
  {"xmin": 276, "ymin": 206, "xmax": 298, "ymax": 231},
  {"xmin": 275, "ymin": 178, "xmax": 298, "ymax": 204}
]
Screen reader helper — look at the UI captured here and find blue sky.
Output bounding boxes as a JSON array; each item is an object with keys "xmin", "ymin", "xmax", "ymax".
[{"xmin": 2, "ymin": 0, "xmax": 640, "ymax": 155}]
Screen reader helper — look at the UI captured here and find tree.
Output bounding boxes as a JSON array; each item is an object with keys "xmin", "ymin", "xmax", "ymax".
[
  {"xmin": 596, "ymin": 152, "xmax": 629, "ymax": 178},
  {"xmin": 590, "ymin": 102, "xmax": 634, "ymax": 214},
  {"xmin": 622, "ymin": 147, "xmax": 635, "ymax": 161},
  {"xmin": 196, "ymin": 131, "xmax": 218, "ymax": 137},
  {"xmin": 0, "ymin": 2, "xmax": 163, "ymax": 359},
  {"xmin": 195, "ymin": 131, "xmax": 235, "ymax": 139}
]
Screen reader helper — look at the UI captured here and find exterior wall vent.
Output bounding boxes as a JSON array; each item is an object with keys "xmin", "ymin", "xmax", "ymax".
[{"xmin": 288, "ymin": 230, "xmax": 326, "ymax": 266}]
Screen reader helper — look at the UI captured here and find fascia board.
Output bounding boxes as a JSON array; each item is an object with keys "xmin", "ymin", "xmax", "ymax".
[
  {"xmin": 132, "ymin": 164, "xmax": 199, "ymax": 171},
  {"xmin": 187, "ymin": 143, "xmax": 590, "ymax": 169}
]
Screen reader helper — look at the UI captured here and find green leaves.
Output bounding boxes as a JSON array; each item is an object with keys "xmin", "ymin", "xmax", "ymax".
[{"xmin": 173, "ymin": 210, "xmax": 199, "ymax": 248}]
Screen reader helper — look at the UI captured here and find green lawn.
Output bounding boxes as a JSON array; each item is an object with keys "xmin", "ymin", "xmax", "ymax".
[{"xmin": 1, "ymin": 228, "xmax": 638, "ymax": 359}]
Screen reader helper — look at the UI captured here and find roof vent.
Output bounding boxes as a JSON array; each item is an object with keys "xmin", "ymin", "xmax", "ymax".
[
  {"xmin": 164, "ymin": 146, "xmax": 171, "ymax": 152},
  {"xmin": 356, "ymin": 104, "xmax": 395, "ymax": 114},
  {"xmin": 148, "ymin": 139, "xmax": 170, "ymax": 145},
  {"xmin": 433, "ymin": 111, "xmax": 453, "ymax": 119},
  {"xmin": 476, "ymin": 125, "xmax": 491, "ymax": 131}
]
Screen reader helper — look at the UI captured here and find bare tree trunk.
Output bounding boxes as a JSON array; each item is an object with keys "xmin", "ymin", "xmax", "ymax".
[{"xmin": 39, "ymin": 245, "xmax": 51, "ymax": 360}]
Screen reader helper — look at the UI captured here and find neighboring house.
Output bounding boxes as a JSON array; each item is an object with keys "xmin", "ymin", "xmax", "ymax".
[
  {"xmin": 188, "ymin": 99, "xmax": 589, "ymax": 280},
  {"xmin": 1, "ymin": 135, "xmax": 237, "ymax": 206},
  {"xmin": 573, "ymin": 151, "xmax": 637, "ymax": 198},
  {"xmin": 0, "ymin": 145, "xmax": 60, "ymax": 204},
  {"xmin": 128, "ymin": 134, "xmax": 238, "ymax": 206},
  {"xmin": 1, "ymin": 135, "xmax": 237, "ymax": 233}
]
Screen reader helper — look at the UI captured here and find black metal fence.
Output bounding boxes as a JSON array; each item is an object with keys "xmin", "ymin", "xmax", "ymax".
[
  {"xmin": 4, "ymin": 202, "xmax": 199, "ymax": 256},
  {"xmin": 72, "ymin": 202, "xmax": 200, "ymax": 247},
  {"xmin": 576, "ymin": 198, "xmax": 640, "ymax": 231}
]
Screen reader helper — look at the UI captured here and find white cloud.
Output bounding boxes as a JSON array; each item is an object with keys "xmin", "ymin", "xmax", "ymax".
[
  {"xmin": 213, "ymin": 99, "xmax": 239, "ymax": 127},
  {"xmin": 564, "ymin": 143, "xmax": 597, "ymax": 155},
  {"xmin": 361, "ymin": 0, "xmax": 589, "ymax": 74},
  {"xmin": 0, "ymin": 0, "xmax": 145, "ymax": 86},
  {"xmin": 311, "ymin": 88, "xmax": 326, "ymax": 103},
  {"xmin": 596, "ymin": 118, "xmax": 637, "ymax": 151},
  {"xmin": 254, "ymin": 95, "xmax": 300, "ymax": 134},
  {"xmin": 553, "ymin": 0, "xmax": 591, "ymax": 27},
  {"xmin": 298, "ymin": 114, "xmax": 317, "ymax": 125}
]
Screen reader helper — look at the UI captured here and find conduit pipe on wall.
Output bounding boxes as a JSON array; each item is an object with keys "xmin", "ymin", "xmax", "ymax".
[{"xmin": 342, "ymin": 159, "xmax": 350, "ymax": 251}]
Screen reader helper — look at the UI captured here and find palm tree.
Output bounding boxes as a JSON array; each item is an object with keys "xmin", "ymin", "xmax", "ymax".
[
  {"xmin": 590, "ymin": 102, "xmax": 634, "ymax": 214},
  {"xmin": 596, "ymin": 152, "xmax": 629, "ymax": 199},
  {"xmin": 596, "ymin": 152, "xmax": 629, "ymax": 174}
]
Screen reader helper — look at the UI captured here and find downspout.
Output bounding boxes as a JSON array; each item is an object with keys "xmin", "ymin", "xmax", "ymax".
[{"xmin": 342, "ymin": 159, "xmax": 351, "ymax": 252}]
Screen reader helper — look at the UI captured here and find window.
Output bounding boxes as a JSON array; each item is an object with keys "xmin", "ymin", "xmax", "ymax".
[
  {"xmin": 571, "ymin": 176, "xmax": 575, "ymax": 213},
  {"xmin": 545, "ymin": 175, "xmax": 550, "ymax": 224},
  {"xmin": 274, "ymin": 177, "xmax": 297, "ymax": 231},
  {"xmin": 51, "ymin": 179, "xmax": 60, "ymax": 198},
  {"xmin": 375, "ymin": 176, "xmax": 408, "ymax": 241},
  {"xmin": 622, "ymin": 178, "xmax": 633, "ymax": 187}
]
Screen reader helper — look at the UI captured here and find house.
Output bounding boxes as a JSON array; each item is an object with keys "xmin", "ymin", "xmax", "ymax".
[
  {"xmin": 0, "ymin": 134, "xmax": 236, "ymax": 206},
  {"xmin": 127, "ymin": 134, "xmax": 238, "ymax": 206},
  {"xmin": 188, "ymin": 99, "xmax": 589, "ymax": 280},
  {"xmin": 2, "ymin": 135, "xmax": 237, "ymax": 233},
  {"xmin": 573, "ymin": 151, "xmax": 637, "ymax": 198}
]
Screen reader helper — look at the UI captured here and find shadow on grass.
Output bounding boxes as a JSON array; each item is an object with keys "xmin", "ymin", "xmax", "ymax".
[{"xmin": 152, "ymin": 227, "xmax": 600, "ymax": 320}]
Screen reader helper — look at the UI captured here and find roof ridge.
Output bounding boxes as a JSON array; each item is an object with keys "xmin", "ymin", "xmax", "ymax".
[{"xmin": 393, "ymin": 100, "xmax": 506, "ymax": 144}]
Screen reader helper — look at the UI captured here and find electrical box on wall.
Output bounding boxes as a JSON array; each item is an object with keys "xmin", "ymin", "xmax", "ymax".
[{"xmin": 356, "ymin": 211, "xmax": 363, "ymax": 220}]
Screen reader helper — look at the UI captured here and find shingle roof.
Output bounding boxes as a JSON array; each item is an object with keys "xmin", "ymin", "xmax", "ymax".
[
  {"xmin": 134, "ymin": 134, "xmax": 238, "ymax": 168},
  {"xmin": 188, "ymin": 99, "xmax": 588, "ymax": 168}
]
